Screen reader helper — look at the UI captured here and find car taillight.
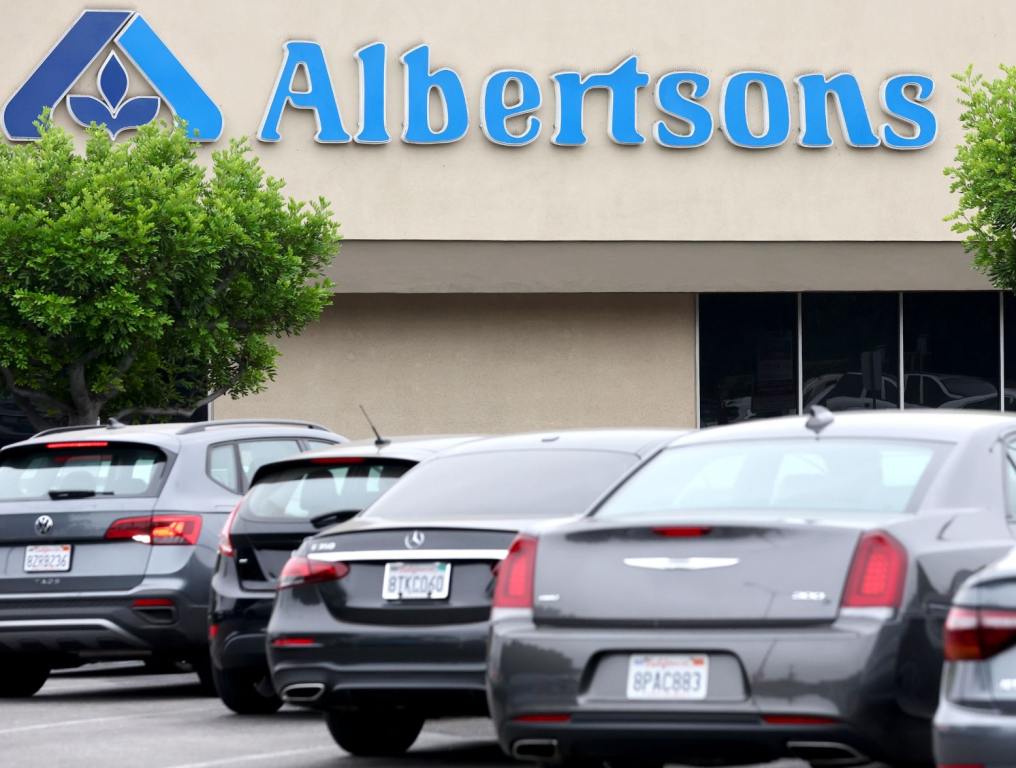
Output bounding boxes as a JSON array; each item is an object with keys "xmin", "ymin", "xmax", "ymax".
[
  {"xmin": 944, "ymin": 606, "xmax": 1016, "ymax": 661},
  {"xmin": 841, "ymin": 531, "xmax": 907, "ymax": 610},
  {"xmin": 105, "ymin": 515, "xmax": 202, "ymax": 545},
  {"xmin": 218, "ymin": 502, "xmax": 241, "ymax": 557},
  {"xmin": 652, "ymin": 526, "xmax": 712, "ymax": 537},
  {"xmin": 277, "ymin": 555, "xmax": 349, "ymax": 589},
  {"xmin": 493, "ymin": 535, "xmax": 538, "ymax": 609}
]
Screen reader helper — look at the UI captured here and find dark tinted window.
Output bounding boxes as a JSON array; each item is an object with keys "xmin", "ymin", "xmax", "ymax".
[
  {"xmin": 803, "ymin": 293, "xmax": 899, "ymax": 411},
  {"xmin": 244, "ymin": 460, "xmax": 414, "ymax": 520},
  {"xmin": 903, "ymin": 292, "xmax": 1000, "ymax": 410},
  {"xmin": 0, "ymin": 444, "xmax": 167, "ymax": 501},
  {"xmin": 363, "ymin": 450, "xmax": 637, "ymax": 520},
  {"xmin": 699, "ymin": 294, "xmax": 797, "ymax": 426},
  {"xmin": 596, "ymin": 439, "xmax": 946, "ymax": 522}
]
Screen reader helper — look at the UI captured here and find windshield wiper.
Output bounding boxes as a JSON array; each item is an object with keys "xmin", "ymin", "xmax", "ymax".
[
  {"xmin": 311, "ymin": 509, "xmax": 362, "ymax": 529},
  {"xmin": 47, "ymin": 490, "xmax": 115, "ymax": 500}
]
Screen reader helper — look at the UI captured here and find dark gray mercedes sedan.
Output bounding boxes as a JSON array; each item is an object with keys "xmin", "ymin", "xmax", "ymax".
[
  {"xmin": 266, "ymin": 428, "xmax": 683, "ymax": 757},
  {"xmin": 934, "ymin": 546, "xmax": 1016, "ymax": 768},
  {"xmin": 487, "ymin": 411, "xmax": 1016, "ymax": 768}
]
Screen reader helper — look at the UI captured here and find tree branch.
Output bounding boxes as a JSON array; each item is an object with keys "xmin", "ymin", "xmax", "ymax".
[{"xmin": 113, "ymin": 386, "xmax": 228, "ymax": 421}]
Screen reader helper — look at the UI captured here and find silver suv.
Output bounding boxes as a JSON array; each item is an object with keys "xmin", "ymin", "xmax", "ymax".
[{"xmin": 0, "ymin": 418, "xmax": 345, "ymax": 696}]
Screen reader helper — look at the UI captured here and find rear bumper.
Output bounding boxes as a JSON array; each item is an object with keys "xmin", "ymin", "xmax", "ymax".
[
  {"xmin": 267, "ymin": 619, "xmax": 490, "ymax": 716},
  {"xmin": 488, "ymin": 612, "xmax": 931, "ymax": 765},
  {"xmin": 208, "ymin": 586, "xmax": 274, "ymax": 672},
  {"xmin": 0, "ymin": 589, "xmax": 208, "ymax": 662},
  {"xmin": 934, "ymin": 698, "xmax": 1016, "ymax": 768}
]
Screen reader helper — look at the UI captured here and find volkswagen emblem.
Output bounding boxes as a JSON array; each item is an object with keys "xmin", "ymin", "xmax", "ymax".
[
  {"xmin": 34, "ymin": 515, "xmax": 54, "ymax": 536},
  {"xmin": 404, "ymin": 530, "xmax": 426, "ymax": 550}
]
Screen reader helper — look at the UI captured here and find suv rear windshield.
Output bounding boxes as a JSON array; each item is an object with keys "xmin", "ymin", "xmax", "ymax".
[
  {"xmin": 595, "ymin": 438, "xmax": 946, "ymax": 522},
  {"xmin": 243, "ymin": 459, "xmax": 415, "ymax": 520},
  {"xmin": 362, "ymin": 450, "xmax": 637, "ymax": 521},
  {"xmin": 0, "ymin": 443, "xmax": 168, "ymax": 501}
]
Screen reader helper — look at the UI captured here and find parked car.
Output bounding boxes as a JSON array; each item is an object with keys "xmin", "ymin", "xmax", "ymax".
[
  {"xmin": 487, "ymin": 410, "xmax": 1016, "ymax": 768},
  {"xmin": 934, "ymin": 546, "xmax": 1016, "ymax": 768},
  {"xmin": 266, "ymin": 428, "xmax": 684, "ymax": 757},
  {"xmin": 209, "ymin": 434, "xmax": 480, "ymax": 714},
  {"xmin": 0, "ymin": 418, "xmax": 344, "ymax": 697}
]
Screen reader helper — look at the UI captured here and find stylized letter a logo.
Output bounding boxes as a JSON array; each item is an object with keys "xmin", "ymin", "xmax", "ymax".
[{"xmin": 3, "ymin": 10, "xmax": 222, "ymax": 141}]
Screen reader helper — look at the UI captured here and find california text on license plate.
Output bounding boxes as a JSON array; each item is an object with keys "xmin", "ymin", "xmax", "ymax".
[
  {"xmin": 382, "ymin": 562, "xmax": 451, "ymax": 600},
  {"xmin": 24, "ymin": 544, "xmax": 73, "ymax": 573},
  {"xmin": 626, "ymin": 654, "xmax": 709, "ymax": 700}
]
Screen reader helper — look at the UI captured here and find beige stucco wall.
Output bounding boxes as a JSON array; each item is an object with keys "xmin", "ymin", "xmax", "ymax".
[
  {"xmin": 214, "ymin": 294, "xmax": 698, "ymax": 437},
  {"xmin": 4, "ymin": 1, "xmax": 1015, "ymax": 242}
]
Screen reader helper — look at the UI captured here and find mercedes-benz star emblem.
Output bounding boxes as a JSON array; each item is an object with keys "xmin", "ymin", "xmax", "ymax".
[
  {"xmin": 404, "ymin": 530, "xmax": 426, "ymax": 549},
  {"xmin": 34, "ymin": 515, "xmax": 54, "ymax": 535}
]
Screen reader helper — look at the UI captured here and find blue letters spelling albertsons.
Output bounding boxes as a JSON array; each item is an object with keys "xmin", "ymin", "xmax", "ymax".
[
  {"xmin": 258, "ymin": 43, "xmax": 936, "ymax": 150},
  {"xmin": 2, "ymin": 9, "xmax": 221, "ymax": 142}
]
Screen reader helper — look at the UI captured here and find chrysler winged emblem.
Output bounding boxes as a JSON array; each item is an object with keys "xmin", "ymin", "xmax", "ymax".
[
  {"xmin": 404, "ymin": 530, "xmax": 426, "ymax": 549},
  {"xmin": 623, "ymin": 556, "xmax": 739, "ymax": 571},
  {"xmin": 34, "ymin": 515, "xmax": 55, "ymax": 535}
]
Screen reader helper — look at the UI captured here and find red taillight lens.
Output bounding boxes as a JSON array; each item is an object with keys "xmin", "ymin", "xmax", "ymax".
[
  {"xmin": 105, "ymin": 515, "xmax": 202, "ymax": 545},
  {"xmin": 762, "ymin": 714, "xmax": 839, "ymax": 726},
  {"xmin": 218, "ymin": 502, "xmax": 241, "ymax": 557},
  {"xmin": 277, "ymin": 556, "xmax": 349, "ymax": 590},
  {"xmin": 842, "ymin": 531, "xmax": 907, "ymax": 609},
  {"xmin": 132, "ymin": 598, "xmax": 174, "ymax": 608},
  {"xmin": 512, "ymin": 713, "xmax": 571, "ymax": 723},
  {"xmin": 944, "ymin": 606, "xmax": 1016, "ymax": 661},
  {"xmin": 493, "ymin": 535, "xmax": 538, "ymax": 610},
  {"xmin": 46, "ymin": 441, "xmax": 108, "ymax": 449},
  {"xmin": 309, "ymin": 456, "xmax": 365, "ymax": 465},
  {"xmin": 652, "ymin": 526, "xmax": 712, "ymax": 538},
  {"xmin": 271, "ymin": 637, "xmax": 318, "ymax": 648}
]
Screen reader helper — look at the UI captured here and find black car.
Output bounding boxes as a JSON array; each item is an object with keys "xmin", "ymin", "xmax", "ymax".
[
  {"xmin": 209, "ymin": 435, "xmax": 477, "ymax": 714},
  {"xmin": 487, "ymin": 410, "xmax": 1016, "ymax": 768},
  {"xmin": 266, "ymin": 429, "xmax": 684, "ymax": 757}
]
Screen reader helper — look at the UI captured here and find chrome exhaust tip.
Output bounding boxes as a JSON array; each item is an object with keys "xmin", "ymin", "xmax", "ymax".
[
  {"xmin": 280, "ymin": 683, "xmax": 325, "ymax": 703},
  {"xmin": 511, "ymin": 739, "xmax": 560, "ymax": 762},
  {"xmin": 787, "ymin": 741, "xmax": 869, "ymax": 767}
]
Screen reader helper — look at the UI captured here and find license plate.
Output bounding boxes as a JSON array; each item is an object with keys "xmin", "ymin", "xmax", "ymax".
[
  {"xmin": 24, "ymin": 544, "xmax": 72, "ymax": 573},
  {"xmin": 626, "ymin": 654, "xmax": 709, "ymax": 700},
  {"xmin": 382, "ymin": 562, "xmax": 451, "ymax": 600}
]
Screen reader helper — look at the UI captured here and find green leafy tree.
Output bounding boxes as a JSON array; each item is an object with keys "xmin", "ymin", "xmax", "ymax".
[
  {"xmin": 0, "ymin": 115, "xmax": 339, "ymax": 430},
  {"xmin": 947, "ymin": 66, "xmax": 1016, "ymax": 288}
]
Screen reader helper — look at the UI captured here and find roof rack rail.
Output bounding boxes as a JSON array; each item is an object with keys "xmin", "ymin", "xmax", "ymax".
[
  {"xmin": 176, "ymin": 418, "xmax": 331, "ymax": 435},
  {"xmin": 31, "ymin": 424, "xmax": 101, "ymax": 439}
]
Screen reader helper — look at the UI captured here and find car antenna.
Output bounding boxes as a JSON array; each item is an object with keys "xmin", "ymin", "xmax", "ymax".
[
  {"xmin": 359, "ymin": 405, "xmax": 390, "ymax": 448},
  {"xmin": 804, "ymin": 404, "xmax": 834, "ymax": 437}
]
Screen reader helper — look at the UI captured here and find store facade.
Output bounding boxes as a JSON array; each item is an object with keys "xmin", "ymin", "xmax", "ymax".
[{"xmin": 2, "ymin": 0, "xmax": 1014, "ymax": 437}]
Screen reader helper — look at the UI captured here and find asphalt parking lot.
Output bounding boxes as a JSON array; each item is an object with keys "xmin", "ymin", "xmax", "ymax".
[
  {"xmin": 2, "ymin": 664, "xmax": 807, "ymax": 768},
  {"xmin": 0, "ymin": 664, "xmax": 511, "ymax": 768}
]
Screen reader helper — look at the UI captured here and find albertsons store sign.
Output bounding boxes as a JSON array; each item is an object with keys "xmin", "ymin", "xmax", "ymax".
[{"xmin": 3, "ymin": 9, "xmax": 937, "ymax": 151}]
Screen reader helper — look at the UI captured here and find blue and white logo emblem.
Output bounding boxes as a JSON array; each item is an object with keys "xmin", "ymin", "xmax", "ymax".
[{"xmin": 3, "ymin": 9, "xmax": 222, "ymax": 142}]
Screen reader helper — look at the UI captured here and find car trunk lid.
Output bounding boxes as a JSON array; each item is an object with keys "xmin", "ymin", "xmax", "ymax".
[{"xmin": 532, "ymin": 520, "xmax": 868, "ymax": 626}]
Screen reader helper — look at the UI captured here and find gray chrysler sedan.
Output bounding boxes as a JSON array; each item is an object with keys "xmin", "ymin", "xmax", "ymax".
[
  {"xmin": 934, "ymin": 546, "xmax": 1016, "ymax": 768},
  {"xmin": 266, "ymin": 429, "xmax": 683, "ymax": 757},
  {"xmin": 487, "ymin": 411, "xmax": 1016, "ymax": 768}
]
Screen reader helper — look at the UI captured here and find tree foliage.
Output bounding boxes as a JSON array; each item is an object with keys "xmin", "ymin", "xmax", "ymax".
[
  {"xmin": 0, "ymin": 116, "xmax": 339, "ymax": 429},
  {"xmin": 946, "ymin": 65, "xmax": 1016, "ymax": 289}
]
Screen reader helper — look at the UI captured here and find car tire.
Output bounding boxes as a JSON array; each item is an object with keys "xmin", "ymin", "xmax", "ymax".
[
  {"xmin": 0, "ymin": 660, "xmax": 50, "ymax": 697},
  {"xmin": 212, "ymin": 665, "xmax": 282, "ymax": 715},
  {"xmin": 325, "ymin": 710, "xmax": 424, "ymax": 756}
]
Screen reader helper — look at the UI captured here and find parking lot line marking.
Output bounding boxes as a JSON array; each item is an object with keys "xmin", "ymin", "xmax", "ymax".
[
  {"xmin": 0, "ymin": 706, "xmax": 216, "ymax": 736},
  {"xmin": 164, "ymin": 746, "xmax": 336, "ymax": 768}
]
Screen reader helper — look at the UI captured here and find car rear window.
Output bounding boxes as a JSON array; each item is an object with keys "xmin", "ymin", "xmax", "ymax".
[
  {"xmin": 362, "ymin": 450, "xmax": 638, "ymax": 521},
  {"xmin": 242, "ymin": 459, "xmax": 415, "ymax": 520},
  {"xmin": 594, "ymin": 438, "xmax": 947, "ymax": 522},
  {"xmin": 0, "ymin": 443, "xmax": 168, "ymax": 501}
]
